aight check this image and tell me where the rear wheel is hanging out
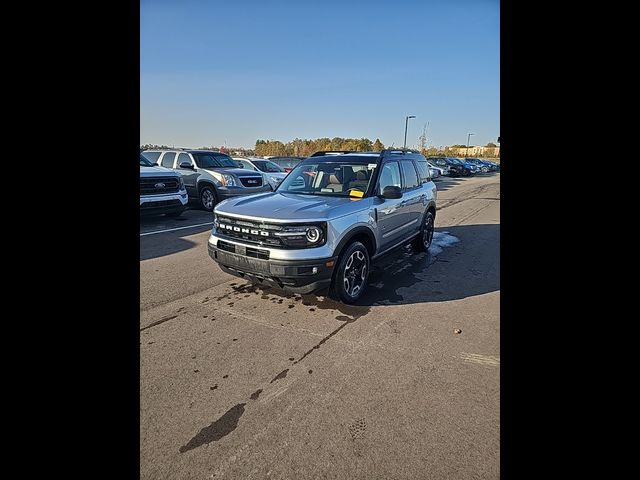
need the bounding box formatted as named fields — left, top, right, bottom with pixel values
left=412, top=211, right=435, bottom=253
left=331, top=241, right=370, bottom=304
left=199, top=186, right=217, bottom=212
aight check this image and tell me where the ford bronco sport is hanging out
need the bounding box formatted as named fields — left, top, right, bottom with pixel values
left=208, top=150, right=437, bottom=303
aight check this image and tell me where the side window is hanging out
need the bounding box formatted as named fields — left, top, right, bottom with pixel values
left=378, top=162, right=401, bottom=193
left=177, top=153, right=191, bottom=168
left=414, top=161, right=431, bottom=184
left=400, top=160, right=419, bottom=190
left=161, top=152, right=176, bottom=168
left=141, top=151, right=161, bottom=164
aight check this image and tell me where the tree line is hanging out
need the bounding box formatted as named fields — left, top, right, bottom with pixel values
left=254, top=137, right=385, bottom=157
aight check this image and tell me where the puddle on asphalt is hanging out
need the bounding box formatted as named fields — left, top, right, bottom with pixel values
left=270, top=368, right=289, bottom=383
left=179, top=403, right=246, bottom=453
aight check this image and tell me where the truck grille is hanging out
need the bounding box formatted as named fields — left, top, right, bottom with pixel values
left=140, top=199, right=182, bottom=209
left=140, top=177, right=180, bottom=195
left=216, top=215, right=285, bottom=247
left=218, top=240, right=270, bottom=260
left=239, top=176, right=263, bottom=187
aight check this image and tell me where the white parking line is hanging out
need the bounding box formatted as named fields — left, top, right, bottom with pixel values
left=140, top=222, right=214, bottom=237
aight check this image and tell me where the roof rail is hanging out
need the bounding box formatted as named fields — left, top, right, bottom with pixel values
left=309, top=150, right=355, bottom=157
left=379, top=148, right=420, bottom=159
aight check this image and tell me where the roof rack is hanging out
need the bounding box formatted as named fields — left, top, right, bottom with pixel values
left=379, top=148, right=420, bottom=159
left=309, top=150, right=355, bottom=157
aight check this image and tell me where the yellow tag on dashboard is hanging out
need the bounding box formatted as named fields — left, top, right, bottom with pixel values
left=349, top=190, right=364, bottom=198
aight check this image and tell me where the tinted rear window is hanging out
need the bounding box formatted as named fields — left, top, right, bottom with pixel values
left=141, top=151, right=161, bottom=164
left=414, top=161, right=431, bottom=184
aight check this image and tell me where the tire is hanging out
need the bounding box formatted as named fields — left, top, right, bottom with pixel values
left=331, top=241, right=370, bottom=304
left=199, top=185, right=217, bottom=212
left=412, top=210, right=435, bottom=253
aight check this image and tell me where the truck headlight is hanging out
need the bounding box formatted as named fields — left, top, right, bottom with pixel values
left=178, top=177, right=185, bottom=190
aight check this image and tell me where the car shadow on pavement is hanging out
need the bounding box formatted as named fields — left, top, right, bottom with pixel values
left=352, top=223, right=499, bottom=305
left=432, top=176, right=464, bottom=192
left=227, top=223, right=499, bottom=308
left=140, top=224, right=214, bottom=261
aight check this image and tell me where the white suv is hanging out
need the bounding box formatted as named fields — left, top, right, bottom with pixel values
left=140, top=154, right=188, bottom=217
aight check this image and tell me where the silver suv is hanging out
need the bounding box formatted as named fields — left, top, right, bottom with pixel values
left=207, top=150, right=437, bottom=303
left=141, top=149, right=272, bottom=212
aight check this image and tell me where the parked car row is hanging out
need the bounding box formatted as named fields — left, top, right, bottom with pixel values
left=141, top=149, right=272, bottom=214
left=426, top=157, right=499, bottom=177
left=140, top=147, right=499, bottom=302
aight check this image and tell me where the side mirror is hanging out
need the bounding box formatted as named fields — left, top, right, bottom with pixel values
left=381, top=185, right=402, bottom=199
left=179, top=161, right=194, bottom=169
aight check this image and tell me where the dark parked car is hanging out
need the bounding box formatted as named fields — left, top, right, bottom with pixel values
left=465, top=158, right=489, bottom=173
left=428, top=157, right=473, bottom=176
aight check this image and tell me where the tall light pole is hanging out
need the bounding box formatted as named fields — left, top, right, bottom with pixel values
left=404, top=115, right=416, bottom=149
left=466, top=133, right=474, bottom=157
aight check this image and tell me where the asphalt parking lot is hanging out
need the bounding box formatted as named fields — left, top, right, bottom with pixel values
left=140, top=173, right=500, bottom=479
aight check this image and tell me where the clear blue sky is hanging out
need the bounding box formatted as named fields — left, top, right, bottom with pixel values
left=141, top=0, right=499, bottom=149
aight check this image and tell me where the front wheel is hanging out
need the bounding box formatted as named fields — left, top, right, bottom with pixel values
left=412, top=211, right=435, bottom=253
left=331, top=241, right=370, bottom=304
left=199, top=186, right=217, bottom=212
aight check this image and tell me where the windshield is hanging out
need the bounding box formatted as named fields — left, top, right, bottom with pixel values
left=252, top=160, right=284, bottom=173
left=448, top=158, right=463, bottom=165
left=193, top=153, right=238, bottom=169
left=277, top=160, right=375, bottom=197
left=140, top=154, right=154, bottom=167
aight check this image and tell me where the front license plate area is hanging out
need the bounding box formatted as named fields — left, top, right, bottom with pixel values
left=218, top=250, right=270, bottom=275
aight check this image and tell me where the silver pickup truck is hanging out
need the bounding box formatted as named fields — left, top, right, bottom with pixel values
left=208, top=150, right=437, bottom=303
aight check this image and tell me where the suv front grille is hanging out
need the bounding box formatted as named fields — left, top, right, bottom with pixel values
left=141, top=177, right=180, bottom=195
left=216, top=216, right=286, bottom=247
left=218, top=240, right=270, bottom=260
left=239, top=176, right=263, bottom=188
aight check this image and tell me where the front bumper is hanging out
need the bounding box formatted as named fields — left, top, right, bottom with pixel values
left=217, top=184, right=272, bottom=200
left=140, top=191, right=188, bottom=215
left=208, top=241, right=337, bottom=294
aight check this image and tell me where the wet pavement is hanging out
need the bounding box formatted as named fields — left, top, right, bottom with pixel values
left=140, top=173, right=500, bottom=479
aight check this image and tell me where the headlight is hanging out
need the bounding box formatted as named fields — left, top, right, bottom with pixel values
left=178, top=177, right=185, bottom=190
left=274, top=224, right=326, bottom=247
left=269, top=176, right=282, bottom=184
left=213, top=172, right=236, bottom=186
left=221, top=174, right=236, bottom=186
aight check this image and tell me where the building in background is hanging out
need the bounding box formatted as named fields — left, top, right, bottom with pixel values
left=449, top=145, right=500, bottom=157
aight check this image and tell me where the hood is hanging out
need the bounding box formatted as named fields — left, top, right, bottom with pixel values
left=140, top=165, right=181, bottom=178
left=214, top=191, right=371, bottom=222
left=201, top=167, right=261, bottom=177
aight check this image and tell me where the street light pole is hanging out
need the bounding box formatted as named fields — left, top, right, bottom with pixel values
left=466, top=133, right=474, bottom=157
left=404, top=115, right=416, bottom=149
